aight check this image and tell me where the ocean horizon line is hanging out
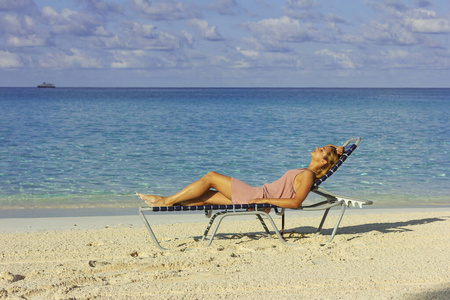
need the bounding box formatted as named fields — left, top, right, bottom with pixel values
left=1, top=86, right=450, bottom=90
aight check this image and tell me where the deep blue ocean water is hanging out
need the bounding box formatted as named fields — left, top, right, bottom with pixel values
left=0, top=88, right=448, bottom=208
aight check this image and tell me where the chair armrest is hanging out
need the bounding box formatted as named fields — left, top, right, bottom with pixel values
left=312, top=187, right=373, bottom=208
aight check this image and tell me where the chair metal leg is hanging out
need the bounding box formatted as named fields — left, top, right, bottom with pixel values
left=324, top=202, right=346, bottom=244
left=256, top=214, right=270, bottom=234
left=201, top=211, right=226, bottom=242
left=205, top=211, right=292, bottom=247
left=203, top=211, right=271, bottom=243
left=315, top=208, right=331, bottom=236
left=139, top=209, right=168, bottom=251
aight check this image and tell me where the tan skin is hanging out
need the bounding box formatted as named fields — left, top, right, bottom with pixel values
left=136, top=145, right=343, bottom=209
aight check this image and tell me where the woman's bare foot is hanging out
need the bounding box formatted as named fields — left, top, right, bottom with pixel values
left=136, top=193, right=167, bottom=207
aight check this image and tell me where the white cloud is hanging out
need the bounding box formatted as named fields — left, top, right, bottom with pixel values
left=286, top=0, right=318, bottom=10
left=143, top=31, right=180, bottom=50
left=91, top=21, right=183, bottom=51
left=315, top=49, right=356, bottom=69
left=111, top=50, right=146, bottom=69
left=385, top=49, right=409, bottom=57
left=129, top=22, right=159, bottom=39
left=94, top=26, right=111, bottom=36
left=363, top=21, right=419, bottom=45
left=188, top=19, right=223, bottom=41
left=78, top=0, right=123, bottom=15
left=208, top=0, right=244, bottom=16
left=205, top=44, right=304, bottom=71
left=95, top=35, right=125, bottom=49
left=395, top=8, right=450, bottom=33
left=133, top=0, right=199, bottom=20
left=7, top=35, right=46, bottom=47
left=0, top=50, right=23, bottom=68
left=42, top=6, right=111, bottom=37
left=363, top=49, right=414, bottom=70
left=236, top=47, right=259, bottom=58
left=263, top=52, right=303, bottom=68
left=111, top=49, right=176, bottom=69
left=405, top=17, right=450, bottom=33
left=0, top=14, right=36, bottom=35
left=244, top=16, right=321, bottom=44
left=207, top=55, right=230, bottom=66
left=0, top=15, right=48, bottom=47
left=39, top=49, right=102, bottom=69
left=363, top=4, right=450, bottom=45
left=182, top=30, right=194, bottom=45
left=0, top=0, right=39, bottom=15
left=282, top=0, right=322, bottom=21
left=241, top=37, right=292, bottom=53
left=231, top=60, right=251, bottom=69
left=125, top=21, right=181, bottom=50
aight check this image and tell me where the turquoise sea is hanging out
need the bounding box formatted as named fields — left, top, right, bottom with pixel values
left=0, top=88, right=448, bottom=209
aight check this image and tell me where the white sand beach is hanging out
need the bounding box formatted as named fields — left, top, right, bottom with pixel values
left=1, top=207, right=449, bottom=299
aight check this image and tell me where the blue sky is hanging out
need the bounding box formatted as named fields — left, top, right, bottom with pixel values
left=0, top=0, right=449, bottom=87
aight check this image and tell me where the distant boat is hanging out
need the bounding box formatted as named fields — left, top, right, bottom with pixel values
left=37, top=82, right=55, bottom=88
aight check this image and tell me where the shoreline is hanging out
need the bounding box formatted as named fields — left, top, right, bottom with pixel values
left=1, top=203, right=449, bottom=218
left=1, top=206, right=449, bottom=234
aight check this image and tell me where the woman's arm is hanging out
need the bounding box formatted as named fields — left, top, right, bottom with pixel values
left=249, top=197, right=303, bottom=209
left=248, top=171, right=315, bottom=209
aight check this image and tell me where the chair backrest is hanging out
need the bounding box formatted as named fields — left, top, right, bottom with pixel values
left=312, top=138, right=360, bottom=189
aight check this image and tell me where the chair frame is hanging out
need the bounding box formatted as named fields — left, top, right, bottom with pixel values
left=139, top=137, right=372, bottom=251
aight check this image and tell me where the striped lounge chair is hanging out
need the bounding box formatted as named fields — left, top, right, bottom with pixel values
left=139, top=137, right=372, bottom=250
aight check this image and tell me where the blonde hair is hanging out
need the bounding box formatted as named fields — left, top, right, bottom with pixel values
left=315, top=146, right=341, bottom=180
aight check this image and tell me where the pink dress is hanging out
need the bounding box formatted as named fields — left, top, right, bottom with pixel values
left=230, top=168, right=307, bottom=204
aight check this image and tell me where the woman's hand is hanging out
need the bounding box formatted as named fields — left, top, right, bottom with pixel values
left=248, top=198, right=264, bottom=204
left=327, top=144, right=344, bottom=156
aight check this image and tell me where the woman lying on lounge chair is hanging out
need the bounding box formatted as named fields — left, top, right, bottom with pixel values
left=137, top=145, right=344, bottom=209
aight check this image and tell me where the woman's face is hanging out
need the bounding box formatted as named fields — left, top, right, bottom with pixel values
left=310, top=146, right=332, bottom=163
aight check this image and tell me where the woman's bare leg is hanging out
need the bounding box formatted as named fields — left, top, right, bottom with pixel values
left=136, top=171, right=232, bottom=206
